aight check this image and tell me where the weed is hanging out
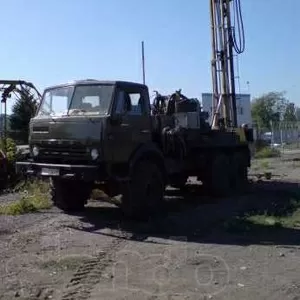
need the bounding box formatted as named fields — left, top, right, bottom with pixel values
left=0, top=179, right=51, bottom=215
left=247, top=210, right=300, bottom=229
left=255, top=147, right=280, bottom=159
left=247, top=214, right=282, bottom=228
left=223, top=196, right=300, bottom=233
left=260, top=160, right=269, bottom=169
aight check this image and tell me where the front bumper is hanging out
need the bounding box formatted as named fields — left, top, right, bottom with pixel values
left=15, top=161, right=99, bottom=181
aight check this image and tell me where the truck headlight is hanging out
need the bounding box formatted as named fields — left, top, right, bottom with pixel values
left=32, top=146, right=39, bottom=157
left=90, top=148, right=99, bottom=160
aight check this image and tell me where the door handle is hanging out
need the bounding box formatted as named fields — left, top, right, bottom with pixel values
left=140, top=129, right=150, bottom=133
left=121, top=123, right=130, bottom=127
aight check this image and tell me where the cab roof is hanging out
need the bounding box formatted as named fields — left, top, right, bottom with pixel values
left=45, top=79, right=147, bottom=90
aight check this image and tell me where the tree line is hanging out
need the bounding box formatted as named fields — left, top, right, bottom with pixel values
left=251, top=91, right=299, bottom=131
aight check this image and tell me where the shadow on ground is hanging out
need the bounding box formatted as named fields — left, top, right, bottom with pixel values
left=66, top=180, right=300, bottom=247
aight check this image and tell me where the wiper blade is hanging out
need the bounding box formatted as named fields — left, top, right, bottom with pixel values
left=68, top=109, right=95, bottom=123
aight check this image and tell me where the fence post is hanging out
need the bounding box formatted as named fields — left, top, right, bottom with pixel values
left=296, top=121, right=300, bottom=149
left=270, top=121, right=273, bottom=146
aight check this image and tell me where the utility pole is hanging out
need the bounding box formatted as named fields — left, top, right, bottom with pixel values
left=141, top=41, right=146, bottom=85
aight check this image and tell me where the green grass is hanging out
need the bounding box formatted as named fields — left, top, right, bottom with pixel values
left=247, top=208, right=300, bottom=229
left=223, top=194, right=300, bottom=233
left=0, top=180, right=51, bottom=215
left=255, top=147, right=281, bottom=159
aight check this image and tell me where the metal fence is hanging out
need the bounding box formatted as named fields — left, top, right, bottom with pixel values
left=253, top=121, right=300, bottom=151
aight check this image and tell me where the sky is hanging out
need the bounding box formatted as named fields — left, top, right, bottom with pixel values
left=0, top=0, right=299, bottom=114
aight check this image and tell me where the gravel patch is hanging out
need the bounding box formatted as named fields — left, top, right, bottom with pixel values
left=0, top=155, right=300, bottom=299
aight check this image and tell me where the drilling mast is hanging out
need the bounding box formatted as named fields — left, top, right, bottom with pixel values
left=210, top=0, right=245, bottom=129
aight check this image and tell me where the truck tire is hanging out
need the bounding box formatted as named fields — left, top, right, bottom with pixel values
left=120, top=160, right=165, bottom=220
left=170, top=174, right=188, bottom=190
left=203, top=154, right=231, bottom=197
left=231, top=152, right=249, bottom=192
left=50, top=178, right=91, bottom=213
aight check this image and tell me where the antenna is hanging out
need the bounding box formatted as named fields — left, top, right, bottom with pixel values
left=141, top=41, right=146, bottom=84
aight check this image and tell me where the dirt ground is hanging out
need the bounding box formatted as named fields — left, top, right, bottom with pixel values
left=1, top=152, right=300, bottom=300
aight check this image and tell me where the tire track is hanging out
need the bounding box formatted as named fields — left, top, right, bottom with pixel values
left=59, top=232, right=139, bottom=300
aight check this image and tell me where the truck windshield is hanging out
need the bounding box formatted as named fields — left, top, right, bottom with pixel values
left=37, top=84, right=114, bottom=117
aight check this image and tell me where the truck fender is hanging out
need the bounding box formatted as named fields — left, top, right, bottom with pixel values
left=129, top=142, right=167, bottom=184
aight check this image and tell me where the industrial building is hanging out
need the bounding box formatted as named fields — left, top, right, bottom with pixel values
left=201, top=93, right=252, bottom=127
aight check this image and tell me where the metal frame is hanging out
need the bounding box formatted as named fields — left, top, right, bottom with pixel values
left=0, top=80, right=41, bottom=152
left=210, top=0, right=240, bottom=129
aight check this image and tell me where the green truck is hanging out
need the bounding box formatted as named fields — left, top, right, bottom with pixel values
left=16, top=79, right=251, bottom=219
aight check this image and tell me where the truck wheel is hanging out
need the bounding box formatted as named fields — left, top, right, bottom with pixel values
left=170, top=174, right=188, bottom=190
left=231, top=152, right=249, bottom=192
left=50, top=178, right=91, bottom=213
left=204, top=154, right=231, bottom=197
left=120, top=160, right=165, bottom=220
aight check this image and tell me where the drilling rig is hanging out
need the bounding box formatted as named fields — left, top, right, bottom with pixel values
left=15, top=0, right=251, bottom=219
left=210, top=0, right=245, bottom=129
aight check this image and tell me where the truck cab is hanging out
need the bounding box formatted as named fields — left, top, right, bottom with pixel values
left=17, top=79, right=153, bottom=173
left=16, top=80, right=165, bottom=217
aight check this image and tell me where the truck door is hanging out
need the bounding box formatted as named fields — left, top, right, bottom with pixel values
left=110, top=86, right=152, bottom=162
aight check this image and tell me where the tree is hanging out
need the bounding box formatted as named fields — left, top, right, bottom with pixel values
left=283, top=102, right=297, bottom=122
left=9, top=88, right=38, bottom=143
left=251, top=91, right=289, bottom=130
left=294, top=107, right=300, bottom=121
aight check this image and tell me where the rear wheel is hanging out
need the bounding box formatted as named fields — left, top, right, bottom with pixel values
left=120, top=160, right=165, bottom=220
left=202, top=154, right=231, bottom=197
left=50, top=178, right=92, bottom=213
left=169, top=174, right=188, bottom=190
left=230, top=152, right=249, bottom=193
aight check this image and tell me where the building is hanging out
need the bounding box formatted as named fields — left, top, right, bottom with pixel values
left=201, top=93, right=252, bottom=127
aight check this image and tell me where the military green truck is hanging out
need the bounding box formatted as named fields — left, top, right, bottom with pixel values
left=15, top=79, right=251, bottom=219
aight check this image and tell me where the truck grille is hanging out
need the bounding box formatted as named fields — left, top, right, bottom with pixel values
left=38, top=144, right=89, bottom=164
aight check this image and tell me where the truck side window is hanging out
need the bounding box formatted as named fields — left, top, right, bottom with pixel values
left=115, top=89, right=145, bottom=116
left=115, top=90, right=132, bottom=114
left=127, top=93, right=143, bottom=115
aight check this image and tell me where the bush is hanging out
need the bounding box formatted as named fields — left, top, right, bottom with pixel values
left=0, top=138, right=17, bottom=161
left=0, top=138, right=28, bottom=188
left=255, top=146, right=281, bottom=159
left=0, top=179, right=51, bottom=215
left=254, top=139, right=270, bottom=152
